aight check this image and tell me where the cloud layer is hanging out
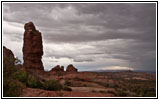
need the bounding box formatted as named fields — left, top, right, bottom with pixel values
left=3, top=3, right=156, bottom=71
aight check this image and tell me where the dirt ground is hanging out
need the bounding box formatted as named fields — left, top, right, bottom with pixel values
left=20, top=71, right=156, bottom=97
left=21, top=88, right=114, bottom=97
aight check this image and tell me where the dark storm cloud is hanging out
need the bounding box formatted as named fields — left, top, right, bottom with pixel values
left=3, top=3, right=156, bottom=71
left=3, top=3, right=156, bottom=43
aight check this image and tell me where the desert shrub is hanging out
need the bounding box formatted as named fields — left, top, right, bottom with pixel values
left=13, top=71, right=43, bottom=89
left=36, top=80, right=43, bottom=89
left=13, top=71, right=29, bottom=84
left=122, top=79, right=156, bottom=97
left=3, top=79, right=25, bottom=97
left=3, top=56, right=25, bottom=97
left=43, top=80, right=62, bottom=91
left=63, top=86, right=72, bottom=91
left=3, top=56, right=17, bottom=78
left=142, top=88, right=156, bottom=97
left=64, top=80, right=71, bottom=86
left=27, top=76, right=43, bottom=88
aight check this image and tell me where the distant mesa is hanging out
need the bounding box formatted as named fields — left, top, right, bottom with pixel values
left=22, top=22, right=44, bottom=73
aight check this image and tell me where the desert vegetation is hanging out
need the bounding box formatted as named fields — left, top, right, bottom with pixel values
left=3, top=54, right=156, bottom=97
left=3, top=55, right=64, bottom=96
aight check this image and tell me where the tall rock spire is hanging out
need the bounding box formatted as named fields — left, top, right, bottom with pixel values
left=23, top=22, right=44, bottom=72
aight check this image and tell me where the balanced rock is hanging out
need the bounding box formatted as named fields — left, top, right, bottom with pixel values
left=50, top=65, right=64, bottom=73
left=66, top=64, right=78, bottom=73
left=22, top=22, right=44, bottom=72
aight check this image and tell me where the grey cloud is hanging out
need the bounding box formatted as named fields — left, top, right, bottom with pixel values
left=4, top=3, right=156, bottom=43
left=3, top=3, right=156, bottom=71
left=74, top=58, right=94, bottom=62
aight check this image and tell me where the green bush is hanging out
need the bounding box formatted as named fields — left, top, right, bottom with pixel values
left=3, top=56, right=17, bottom=78
left=63, top=86, right=72, bottom=91
left=14, top=71, right=43, bottom=89
left=14, top=71, right=28, bottom=84
left=3, top=53, right=43, bottom=97
left=27, top=76, right=43, bottom=88
left=3, top=55, right=25, bottom=97
left=44, top=80, right=62, bottom=91
left=3, top=79, right=25, bottom=97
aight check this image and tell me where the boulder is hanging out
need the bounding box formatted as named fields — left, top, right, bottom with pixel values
left=22, top=22, right=44, bottom=72
left=66, top=64, right=78, bottom=73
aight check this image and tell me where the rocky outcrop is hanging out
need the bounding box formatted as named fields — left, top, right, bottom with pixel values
left=3, top=46, right=15, bottom=65
left=22, top=22, right=44, bottom=72
left=49, top=64, right=78, bottom=75
left=66, top=64, right=78, bottom=73
left=50, top=65, right=64, bottom=73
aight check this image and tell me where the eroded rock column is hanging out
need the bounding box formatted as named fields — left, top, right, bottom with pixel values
left=23, top=22, right=44, bottom=72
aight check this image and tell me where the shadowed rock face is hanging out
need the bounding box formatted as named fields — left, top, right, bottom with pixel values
left=3, top=46, right=15, bottom=65
left=23, top=22, right=44, bottom=72
left=66, top=64, right=78, bottom=73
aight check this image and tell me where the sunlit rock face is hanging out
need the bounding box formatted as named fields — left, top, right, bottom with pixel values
left=23, top=22, right=44, bottom=73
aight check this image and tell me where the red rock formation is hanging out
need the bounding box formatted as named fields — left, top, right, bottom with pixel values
left=66, top=64, right=78, bottom=73
left=22, top=22, right=44, bottom=72
left=50, top=65, right=64, bottom=73
left=3, top=46, right=15, bottom=64
left=61, top=66, right=64, bottom=71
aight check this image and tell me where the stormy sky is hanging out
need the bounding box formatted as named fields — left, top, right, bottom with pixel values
left=3, top=3, right=156, bottom=71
